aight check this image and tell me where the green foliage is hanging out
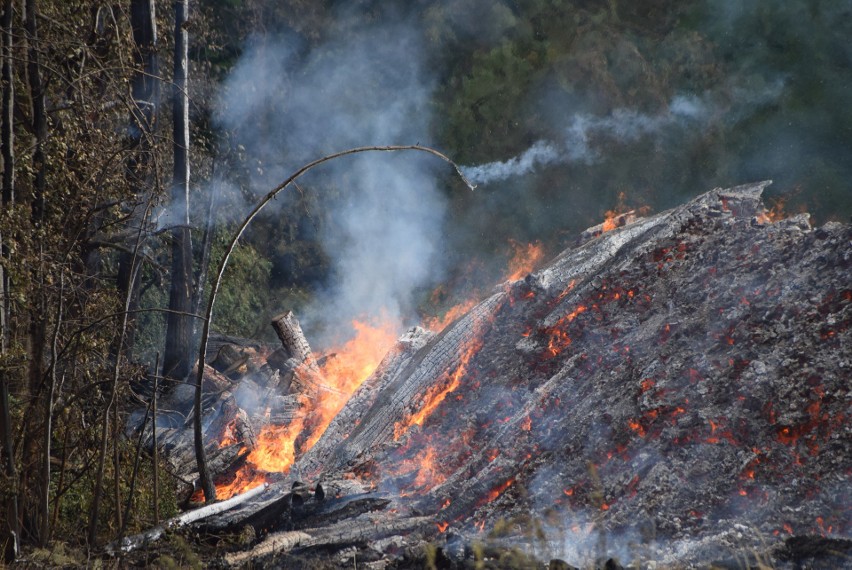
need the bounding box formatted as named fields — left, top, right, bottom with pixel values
left=209, top=229, right=273, bottom=338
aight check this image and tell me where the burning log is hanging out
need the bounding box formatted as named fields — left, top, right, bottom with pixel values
left=108, top=483, right=269, bottom=555
left=270, top=310, right=344, bottom=401
left=271, top=311, right=318, bottom=372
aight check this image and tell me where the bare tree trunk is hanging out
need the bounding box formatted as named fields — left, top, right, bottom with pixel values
left=24, top=0, right=48, bottom=546
left=152, top=353, right=160, bottom=524
left=0, top=0, right=18, bottom=559
left=192, top=181, right=215, bottom=339
left=163, top=0, right=216, bottom=503
left=25, top=0, right=44, bottom=223
left=162, top=0, right=193, bottom=383
left=40, top=272, right=62, bottom=544
left=117, top=0, right=159, bottom=359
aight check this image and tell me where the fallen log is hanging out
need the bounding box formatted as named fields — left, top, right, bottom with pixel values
left=107, top=483, right=269, bottom=555
left=223, top=514, right=433, bottom=567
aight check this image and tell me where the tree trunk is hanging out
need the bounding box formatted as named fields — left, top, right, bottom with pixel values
left=0, top=0, right=17, bottom=557
left=162, top=0, right=193, bottom=383
left=23, top=0, right=48, bottom=546
left=164, top=0, right=215, bottom=503
left=117, top=0, right=159, bottom=359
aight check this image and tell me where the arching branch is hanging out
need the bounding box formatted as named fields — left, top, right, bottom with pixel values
left=193, top=144, right=473, bottom=502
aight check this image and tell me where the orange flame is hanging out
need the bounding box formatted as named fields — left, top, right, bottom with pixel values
left=628, top=419, right=646, bottom=437
left=214, top=317, right=398, bottom=499
left=506, top=240, right=545, bottom=281
left=601, top=210, right=619, bottom=233
left=755, top=197, right=788, bottom=224
left=544, top=305, right=588, bottom=357
left=485, top=478, right=515, bottom=503
left=393, top=337, right=483, bottom=440
left=412, top=446, right=447, bottom=489
left=303, top=319, right=399, bottom=450
left=424, top=299, right=478, bottom=332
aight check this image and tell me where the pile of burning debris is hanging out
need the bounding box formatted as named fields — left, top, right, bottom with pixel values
left=122, top=182, right=850, bottom=568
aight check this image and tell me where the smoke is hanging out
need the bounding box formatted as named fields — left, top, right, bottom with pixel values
left=461, top=140, right=561, bottom=186
left=214, top=17, right=446, bottom=345
left=461, top=94, right=710, bottom=186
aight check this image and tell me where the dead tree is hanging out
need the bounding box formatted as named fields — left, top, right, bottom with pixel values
left=162, top=0, right=193, bottom=384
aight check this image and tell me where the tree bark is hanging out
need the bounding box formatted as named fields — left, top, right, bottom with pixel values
left=23, top=0, right=48, bottom=545
left=162, top=0, right=193, bottom=383
left=117, top=0, right=159, bottom=359
left=0, top=0, right=17, bottom=556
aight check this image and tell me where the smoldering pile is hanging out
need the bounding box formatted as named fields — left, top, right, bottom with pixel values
left=125, top=182, right=850, bottom=569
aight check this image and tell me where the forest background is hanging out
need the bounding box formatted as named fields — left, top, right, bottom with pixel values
left=0, top=0, right=849, bottom=556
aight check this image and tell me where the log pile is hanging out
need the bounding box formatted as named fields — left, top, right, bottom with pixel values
left=130, top=183, right=850, bottom=569
left=140, top=313, right=318, bottom=500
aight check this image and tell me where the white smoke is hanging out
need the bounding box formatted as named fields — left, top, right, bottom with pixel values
left=462, top=94, right=709, bottom=185
left=215, top=21, right=446, bottom=345
left=461, top=140, right=561, bottom=186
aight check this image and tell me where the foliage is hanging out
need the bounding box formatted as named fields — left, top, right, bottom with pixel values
left=208, top=229, right=273, bottom=338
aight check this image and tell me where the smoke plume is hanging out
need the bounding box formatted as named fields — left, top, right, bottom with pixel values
left=215, top=19, right=445, bottom=345
left=461, top=95, right=709, bottom=186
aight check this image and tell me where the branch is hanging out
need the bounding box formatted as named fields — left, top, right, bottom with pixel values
left=192, top=144, right=473, bottom=502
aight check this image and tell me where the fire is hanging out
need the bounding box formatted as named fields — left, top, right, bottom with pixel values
left=544, top=305, right=588, bottom=358
left=423, top=240, right=543, bottom=333
left=214, top=317, right=398, bottom=499
left=628, top=419, right=646, bottom=437
left=601, top=210, right=619, bottom=233
left=755, top=197, right=788, bottom=224
left=506, top=240, right=545, bottom=281
left=484, top=478, right=515, bottom=504
left=393, top=337, right=483, bottom=440
left=248, top=418, right=305, bottom=474
left=424, top=299, right=478, bottom=332
left=303, top=319, right=399, bottom=450
left=412, top=446, right=445, bottom=489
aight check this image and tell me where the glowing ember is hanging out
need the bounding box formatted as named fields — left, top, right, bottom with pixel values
left=412, top=446, right=446, bottom=489
left=544, top=304, right=588, bottom=358
left=628, top=419, right=646, bottom=437
left=484, top=478, right=515, bottom=504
